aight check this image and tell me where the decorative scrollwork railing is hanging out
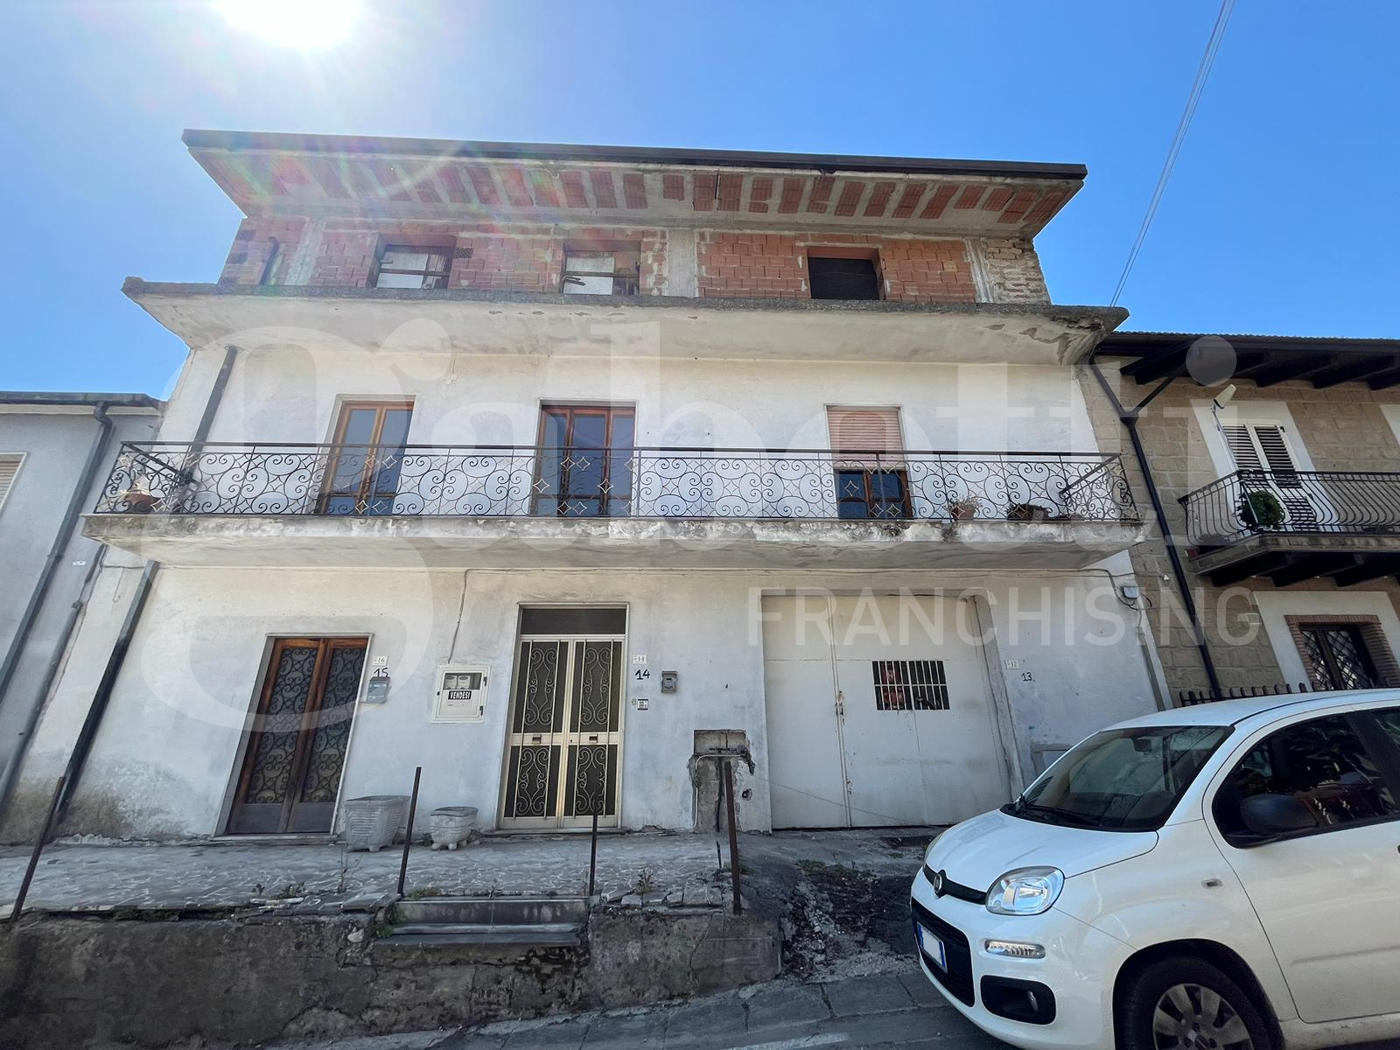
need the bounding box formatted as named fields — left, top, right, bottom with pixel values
left=95, top=442, right=1139, bottom=523
left=1181, top=469, right=1400, bottom=547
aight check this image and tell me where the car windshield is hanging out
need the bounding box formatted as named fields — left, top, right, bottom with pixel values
left=1005, top=724, right=1231, bottom=831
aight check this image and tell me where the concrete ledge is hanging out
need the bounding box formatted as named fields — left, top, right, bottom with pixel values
left=83, top=512, right=1147, bottom=570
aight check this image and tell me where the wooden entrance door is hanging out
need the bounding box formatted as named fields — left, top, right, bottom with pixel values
left=500, top=636, right=624, bottom=829
left=227, top=637, right=368, bottom=835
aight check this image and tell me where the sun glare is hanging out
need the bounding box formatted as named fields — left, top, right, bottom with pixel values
left=216, top=0, right=361, bottom=49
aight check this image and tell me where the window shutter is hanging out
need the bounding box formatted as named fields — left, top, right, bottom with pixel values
left=1221, top=424, right=1263, bottom=471
left=827, top=407, right=903, bottom=454
left=0, top=455, right=20, bottom=511
left=1251, top=424, right=1298, bottom=475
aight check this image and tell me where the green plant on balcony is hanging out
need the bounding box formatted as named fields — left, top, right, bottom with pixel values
left=1239, top=489, right=1286, bottom=531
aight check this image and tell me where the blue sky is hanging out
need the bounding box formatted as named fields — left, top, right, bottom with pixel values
left=2, top=1, right=1396, bottom=396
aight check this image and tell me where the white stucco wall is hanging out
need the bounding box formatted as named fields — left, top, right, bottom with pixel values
left=165, top=344, right=1102, bottom=458
left=26, top=561, right=1159, bottom=840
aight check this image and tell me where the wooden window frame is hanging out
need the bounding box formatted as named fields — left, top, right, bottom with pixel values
left=317, top=400, right=415, bottom=514
left=836, top=467, right=913, bottom=520
left=532, top=404, right=636, bottom=518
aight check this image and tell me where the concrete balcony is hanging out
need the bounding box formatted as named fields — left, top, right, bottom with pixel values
left=86, top=442, right=1144, bottom=570
left=1181, top=469, right=1400, bottom=586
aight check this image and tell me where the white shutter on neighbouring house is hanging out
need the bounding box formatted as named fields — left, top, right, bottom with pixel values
left=1222, top=420, right=1316, bottom=527
left=0, top=455, right=22, bottom=512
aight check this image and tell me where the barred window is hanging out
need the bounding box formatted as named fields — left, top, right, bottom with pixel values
left=872, top=660, right=948, bottom=711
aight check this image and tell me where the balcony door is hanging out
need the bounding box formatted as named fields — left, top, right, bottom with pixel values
left=320, top=401, right=414, bottom=515
left=827, top=406, right=911, bottom=519
left=533, top=404, right=634, bottom=517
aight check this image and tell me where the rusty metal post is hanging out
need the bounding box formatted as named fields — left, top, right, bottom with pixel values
left=396, top=766, right=422, bottom=898
left=9, top=775, right=65, bottom=924
left=588, top=810, right=599, bottom=897
left=723, top=759, right=741, bottom=914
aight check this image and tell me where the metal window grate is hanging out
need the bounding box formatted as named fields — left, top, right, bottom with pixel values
left=872, top=660, right=949, bottom=711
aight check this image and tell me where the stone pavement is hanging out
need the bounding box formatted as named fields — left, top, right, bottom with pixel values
left=266, top=963, right=1004, bottom=1050
left=0, top=827, right=937, bottom=914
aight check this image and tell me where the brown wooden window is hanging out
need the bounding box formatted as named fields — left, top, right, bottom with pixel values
left=375, top=244, right=453, bottom=289
left=827, top=406, right=909, bottom=519
left=319, top=401, right=414, bottom=515
left=561, top=245, right=640, bottom=296
left=534, top=404, right=635, bottom=517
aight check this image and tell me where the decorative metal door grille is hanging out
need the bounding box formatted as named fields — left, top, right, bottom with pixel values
left=501, top=636, right=623, bottom=828
left=872, top=659, right=949, bottom=711
left=227, top=637, right=367, bottom=835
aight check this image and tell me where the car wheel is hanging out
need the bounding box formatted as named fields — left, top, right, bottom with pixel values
left=1119, top=956, right=1273, bottom=1050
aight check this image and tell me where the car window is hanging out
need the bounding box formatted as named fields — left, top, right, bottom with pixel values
left=1213, top=714, right=1399, bottom=843
left=1370, top=708, right=1400, bottom=752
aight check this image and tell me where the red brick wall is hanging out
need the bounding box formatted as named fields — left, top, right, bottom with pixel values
left=218, top=218, right=306, bottom=285
left=696, top=232, right=976, bottom=303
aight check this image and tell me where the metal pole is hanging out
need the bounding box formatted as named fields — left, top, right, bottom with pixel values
left=723, top=760, right=742, bottom=915
left=9, top=775, right=65, bottom=924
left=396, top=766, right=422, bottom=898
left=588, top=810, right=599, bottom=897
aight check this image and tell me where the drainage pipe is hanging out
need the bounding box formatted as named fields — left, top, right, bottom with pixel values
left=1088, top=359, right=1222, bottom=695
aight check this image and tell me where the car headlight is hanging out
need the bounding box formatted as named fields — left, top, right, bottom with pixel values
left=985, top=867, right=1064, bottom=915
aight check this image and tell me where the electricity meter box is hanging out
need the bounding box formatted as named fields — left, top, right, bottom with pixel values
left=433, top=664, right=489, bottom=723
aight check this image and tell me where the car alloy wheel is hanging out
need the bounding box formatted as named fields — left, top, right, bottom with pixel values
left=1153, top=982, right=1254, bottom=1050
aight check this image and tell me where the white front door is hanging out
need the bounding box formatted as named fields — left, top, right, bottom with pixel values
left=1210, top=709, right=1400, bottom=1022
left=762, top=594, right=1011, bottom=828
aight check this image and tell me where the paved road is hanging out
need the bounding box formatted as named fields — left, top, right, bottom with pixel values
left=270, top=965, right=1003, bottom=1050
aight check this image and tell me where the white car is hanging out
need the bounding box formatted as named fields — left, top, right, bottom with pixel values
left=911, top=690, right=1400, bottom=1050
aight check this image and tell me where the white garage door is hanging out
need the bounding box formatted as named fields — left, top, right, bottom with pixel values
left=763, top=594, right=1012, bottom=828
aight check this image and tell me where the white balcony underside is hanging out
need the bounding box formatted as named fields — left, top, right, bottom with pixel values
left=84, top=513, right=1145, bottom=570
left=123, top=283, right=1123, bottom=367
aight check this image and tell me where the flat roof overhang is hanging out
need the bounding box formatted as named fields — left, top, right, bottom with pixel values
left=123, top=281, right=1128, bottom=366
left=1099, top=331, right=1400, bottom=391
left=1189, top=534, right=1400, bottom=587
left=182, top=129, right=1084, bottom=236
left=83, top=513, right=1147, bottom=571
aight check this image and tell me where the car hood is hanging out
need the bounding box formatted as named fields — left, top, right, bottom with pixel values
left=925, top=808, right=1158, bottom=888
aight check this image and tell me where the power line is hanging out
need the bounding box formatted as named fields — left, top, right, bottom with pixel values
left=1110, top=0, right=1237, bottom=307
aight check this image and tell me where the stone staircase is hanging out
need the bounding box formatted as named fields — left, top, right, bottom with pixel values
left=381, top=896, right=589, bottom=950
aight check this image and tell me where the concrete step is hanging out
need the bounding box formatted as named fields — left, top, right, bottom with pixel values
left=392, top=896, right=589, bottom=926
left=383, top=921, right=584, bottom=948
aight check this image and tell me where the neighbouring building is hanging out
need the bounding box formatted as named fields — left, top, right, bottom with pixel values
left=1094, top=332, right=1400, bottom=702
left=5, top=131, right=1165, bottom=842
left=0, top=391, right=162, bottom=837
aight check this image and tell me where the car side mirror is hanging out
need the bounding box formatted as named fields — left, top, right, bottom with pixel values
left=1240, top=793, right=1318, bottom=838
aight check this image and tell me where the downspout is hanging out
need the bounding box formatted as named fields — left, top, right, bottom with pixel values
left=55, top=345, right=238, bottom=825
left=1088, top=357, right=1222, bottom=695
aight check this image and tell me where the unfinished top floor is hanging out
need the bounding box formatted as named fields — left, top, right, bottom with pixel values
left=185, top=130, right=1087, bottom=307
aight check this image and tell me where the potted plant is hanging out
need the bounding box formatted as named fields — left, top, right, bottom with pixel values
left=1006, top=501, right=1050, bottom=523
left=946, top=496, right=984, bottom=521
left=118, top=487, right=159, bottom=513
left=1239, top=489, right=1286, bottom=531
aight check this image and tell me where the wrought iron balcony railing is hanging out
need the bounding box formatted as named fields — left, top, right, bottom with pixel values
left=95, top=442, right=1139, bottom=524
left=1181, top=469, right=1400, bottom=547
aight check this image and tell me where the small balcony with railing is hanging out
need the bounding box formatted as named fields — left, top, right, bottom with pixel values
left=1180, top=469, right=1400, bottom=586
left=85, top=442, right=1144, bottom=570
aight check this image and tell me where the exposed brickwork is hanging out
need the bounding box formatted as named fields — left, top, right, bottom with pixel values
left=226, top=219, right=668, bottom=295
left=695, top=232, right=976, bottom=302
left=1082, top=362, right=1400, bottom=699
left=218, top=218, right=307, bottom=285
left=978, top=238, right=1050, bottom=304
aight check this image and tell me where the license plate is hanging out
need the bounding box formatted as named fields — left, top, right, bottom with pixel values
left=917, top=923, right=947, bottom=970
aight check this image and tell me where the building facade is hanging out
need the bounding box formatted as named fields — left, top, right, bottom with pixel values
left=0, top=392, right=162, bottom=838
left=9, top=132, right=1165, bottom=841
left=1094, top=332, right=1400, bottom=702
